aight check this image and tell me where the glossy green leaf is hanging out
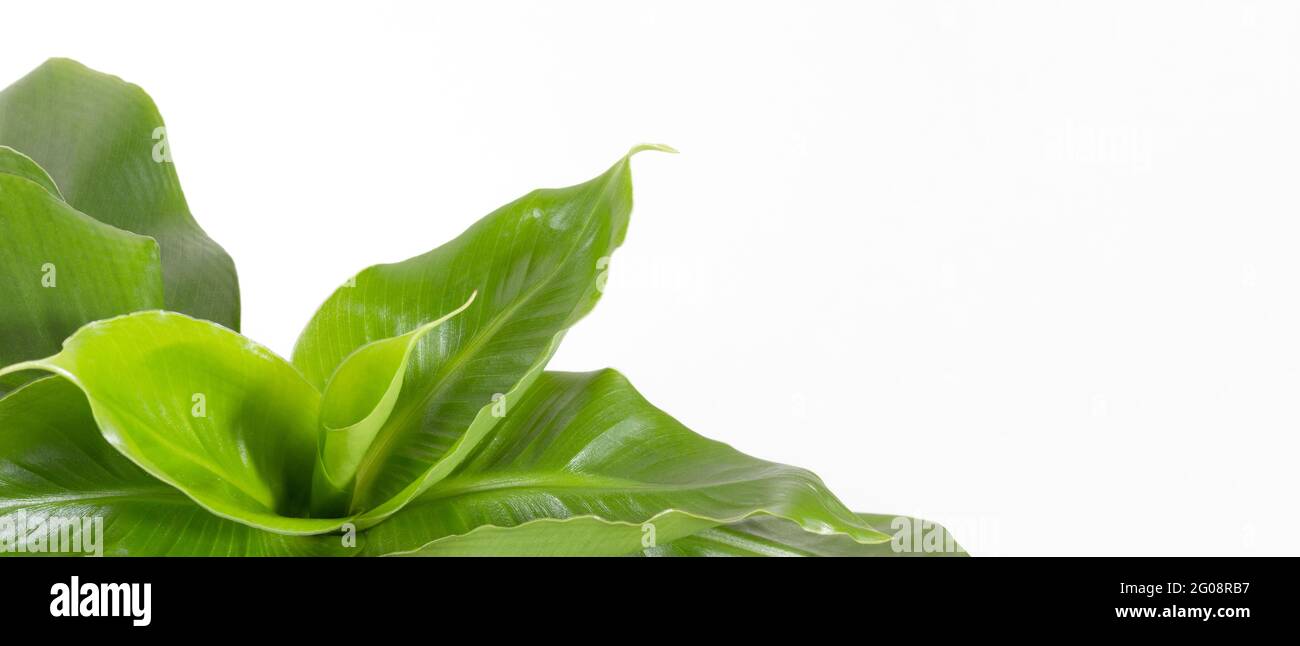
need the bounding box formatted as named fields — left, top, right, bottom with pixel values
left=295, top=145, right=673, bottom=519
left=0, top=377, right=354, bottom=556
left=0, top=168, right=164, bottom=396
left=0, top=58, right=240, bottom=329
left=0, top=311, right=346, bottom=534
left=361, top=370, right=889, bottom=555
left=642, top=513, right=968, bottom=556
left=312, top=291, right=477, bottom=513
left=0, top=64, right=926, bottom=559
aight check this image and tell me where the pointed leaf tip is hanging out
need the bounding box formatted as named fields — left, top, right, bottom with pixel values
left=628, top=143, right=678, bottom=156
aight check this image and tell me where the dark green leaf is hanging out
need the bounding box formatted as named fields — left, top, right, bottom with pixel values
left=642, top=513, right=969, bottom=556
left=362, top=370, right=889, bottom=555
left=0, top=311, right=346, bottom=534
left=0, top=377, right=354, bottom=556
left=0, top=58, right=239, bottom=329
left=0, top=165, right=163, bottom=395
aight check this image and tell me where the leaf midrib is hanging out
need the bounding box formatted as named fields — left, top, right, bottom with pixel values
left=682, top=525, right=817, bottom=557
left=413, top=469, right=806, bottom=506
left=0, top=486, right=190, bottom=510
left=109, top=398, right=280, bottom=512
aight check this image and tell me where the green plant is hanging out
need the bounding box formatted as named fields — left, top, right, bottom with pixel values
left=0, top=58, right=963, bottom=556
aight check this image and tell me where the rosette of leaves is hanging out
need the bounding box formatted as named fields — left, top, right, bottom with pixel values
left=0, top=59, right=964, bottom=556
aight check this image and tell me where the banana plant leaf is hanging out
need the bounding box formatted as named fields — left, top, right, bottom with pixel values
left=312, top=291, right=478, bottom=514
left=643, top=513, right=967, bottom=556
left=294, top=145, right=674, bottom=521
left=0, top=311, right=345, bottom=534
left=361, top=370, right=891, bottom=555
left=0, top=153, right=164, bottom=396
left=0, top=377, right=350, bottom=556
left=0, top=59, right=955, bottom=558
left=0, top=368, right=921, bottom=557
left=0, top=58, right=239, bottom=330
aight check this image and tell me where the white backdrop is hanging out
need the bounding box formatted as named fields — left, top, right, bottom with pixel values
left=5, top=0, right=1297, bottom=555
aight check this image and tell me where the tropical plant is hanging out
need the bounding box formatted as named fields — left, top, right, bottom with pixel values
left=0, top=58, right=963, bottom=556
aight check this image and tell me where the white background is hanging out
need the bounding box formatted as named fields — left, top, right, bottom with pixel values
left=5, top=1, right=1298, bottom=555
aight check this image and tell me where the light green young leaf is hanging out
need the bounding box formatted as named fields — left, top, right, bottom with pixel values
left=0, top=377, right=355, bottom=556
left=0, top=170, right=164, bottom=396
left=0, top=58, right=240, bottom=330
left=0, top=145, right=62, bottom=197
left=641, top=513, right=968, bottom=557
left=0, top=311, right=347, bottom=535
left=361, top=370, right=889, bottom=555
left=295, top=145, right=673, bottom=518
left=311, top=291, right=477, bottom=514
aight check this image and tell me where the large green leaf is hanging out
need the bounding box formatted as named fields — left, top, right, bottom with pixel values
left=0, top=311, right=346, bottom=534
left=643, top=513, right=968, bottom=556
left=0, top=165, right=164, bottom=395
left=361, top=370, right=889, bottom=555
left=0, top=377, right=353, bottom=556
left=295, top=146, right=673, bottom=519
left=0, top=58, right=239, bottom=330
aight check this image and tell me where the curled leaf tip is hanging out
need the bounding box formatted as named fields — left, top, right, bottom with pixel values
left=628, top=143, right=678, bottom=156
left=406, top=289, right=479, bottom=337
left=455, top=289, right=478, bottom=314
